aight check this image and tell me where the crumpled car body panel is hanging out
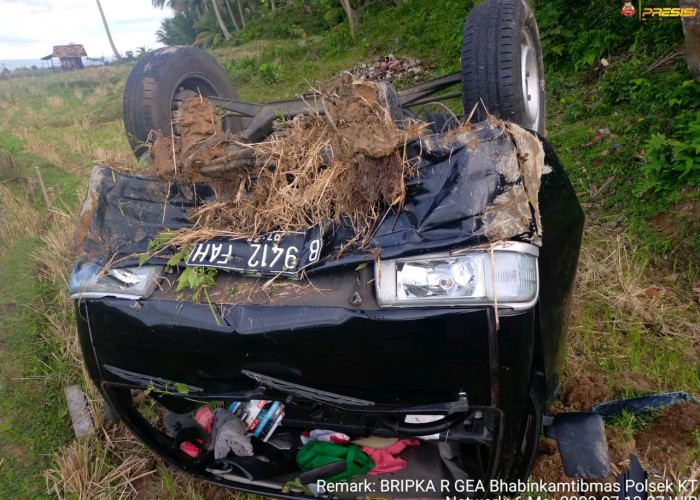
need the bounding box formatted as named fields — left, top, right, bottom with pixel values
left=72, top=121, right=584, bottom=494
left=73, top=120, right=547, bottom=271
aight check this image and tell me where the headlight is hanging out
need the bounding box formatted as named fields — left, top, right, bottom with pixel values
left=69, top=260, right=163, bottom=300
left=375, top=242, right=539, bottom=308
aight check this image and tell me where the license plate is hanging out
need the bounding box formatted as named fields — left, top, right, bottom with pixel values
left=186, top=225, right=322, bottom=277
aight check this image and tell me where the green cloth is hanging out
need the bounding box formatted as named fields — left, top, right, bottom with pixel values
left=296, top=441, right=374, bottom=483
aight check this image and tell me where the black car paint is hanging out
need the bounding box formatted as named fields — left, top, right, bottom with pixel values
left=73, top=128, right=584, bottom=494
left=75, top=120, right=531, bottom=271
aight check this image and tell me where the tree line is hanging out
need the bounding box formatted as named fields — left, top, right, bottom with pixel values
left=153, top=0, right=409, bottom=47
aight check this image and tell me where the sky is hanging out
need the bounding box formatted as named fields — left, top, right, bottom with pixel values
left=0, top=0, right=170, bottom=62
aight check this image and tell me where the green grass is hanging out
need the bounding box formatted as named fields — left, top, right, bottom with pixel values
left=545, top=59, right=700, bottom=260
left=0, top=69, right=126, bottom=498
left=212, top=0, right=470, bottom=102
left=1, top=0, right=699, bottom=493
left=0, top=238, right=77, bottom=499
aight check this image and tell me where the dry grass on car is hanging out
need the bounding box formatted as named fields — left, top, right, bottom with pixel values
left=142, top=79, right=426, bottom=252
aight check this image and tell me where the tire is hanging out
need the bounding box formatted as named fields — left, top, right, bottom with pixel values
left=122, top=45, right=243, bottom=158
left=461, top=0, right=546, bottom=134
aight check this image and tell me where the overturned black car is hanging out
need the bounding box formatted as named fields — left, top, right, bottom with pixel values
left=70, top=0, right=610, bottom=497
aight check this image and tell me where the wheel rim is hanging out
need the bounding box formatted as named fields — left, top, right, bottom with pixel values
left=520, top=28, right=540, bottom=130
left=171, top=74, right=219, bottom=134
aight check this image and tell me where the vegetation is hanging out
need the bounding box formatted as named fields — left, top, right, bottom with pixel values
left=0, top=0, right=699, bottom=497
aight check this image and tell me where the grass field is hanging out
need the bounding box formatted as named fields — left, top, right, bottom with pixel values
left=0, top=1, right=699, bottom=497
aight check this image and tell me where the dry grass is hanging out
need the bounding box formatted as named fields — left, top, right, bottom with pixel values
left=16, top=127, right=121, bottom=178
left=31, top=205, right=81, bottom=364
left=668, top=461, right=700, bottom=497
left=17, top=127, right=64, bottom=166
left=1, top=62, right=230, bottom=500
left=162, top=81, right=424, bottom=252
left=0, top=103, right=18, bottom=127
left=0, top=183, right=43, bottom=250
left=45, top=438, right=154, bottom=500
left=566, top=224, right=700, bottom=393
left=211, top=41, right=271, bottom=61
left=87, top=82, right=118, bottom=106
left=19, top=105, right=46, bottom=129
left=0, top=150, right=22, bottom=178
left=71, top=114, right=91, bottom=130
left=47, top=95, right=65, bottom=110
left=574, top=227, right=699, bottom=339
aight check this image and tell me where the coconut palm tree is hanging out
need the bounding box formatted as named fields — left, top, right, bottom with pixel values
left=236, top=0, right=246, bottom=27
left=153, top=0, right=204, bottom=18
left=153, top=0, right=231, bottom=41
left=156, top=12, right=197, bottom=45
left=96, top=0, right=121, bottom=60
left=209, top=0, right=231, bottom=41
left=224, top=0, right=240, bottom=31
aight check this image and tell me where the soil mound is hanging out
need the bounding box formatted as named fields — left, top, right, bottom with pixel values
left=553, top=373, right=613, bottom=413
left=636, top=401, right=700, bottom=470
left=531, top=401, right=700, bottom=490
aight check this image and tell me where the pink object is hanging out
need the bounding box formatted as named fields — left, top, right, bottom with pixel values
left=180, top=407, right=214, bottom=457
left=361, top=439, right=420, bottom=475
left=195, top=407, right=214, bottom=433
left=180, top=440, right=202, bottom=458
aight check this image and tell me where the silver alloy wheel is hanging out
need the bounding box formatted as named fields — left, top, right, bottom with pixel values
left=520, top=27, right=540, bottom=131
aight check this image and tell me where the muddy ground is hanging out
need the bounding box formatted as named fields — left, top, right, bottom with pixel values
left=533, top=372, right=700, bottom=493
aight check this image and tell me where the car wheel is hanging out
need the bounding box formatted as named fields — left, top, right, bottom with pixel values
left=461, top=0, right=545, bottom=134
left=122, top=45, right=243, bottom=158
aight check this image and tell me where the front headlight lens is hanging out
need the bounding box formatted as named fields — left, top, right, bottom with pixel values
left=69, top=260, right=163, bottom=300
left=376, top=242, right=538, bottom=308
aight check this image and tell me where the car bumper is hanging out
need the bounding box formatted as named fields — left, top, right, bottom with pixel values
left=77, top=297, right=539, bottom=495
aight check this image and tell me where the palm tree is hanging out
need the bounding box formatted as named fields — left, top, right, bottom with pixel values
left=209, top=0, right=231, bottom=41
left=153, top=0, right=204, bottom=18
left=156, top=12, right=197, bottom=45
left=153, top=0, right=232, bottom=44
left=236, top=0, right=246, bottom=27
left=224, top=0, right=240, bottom=31
left=96, top=0, right=121, bottom=60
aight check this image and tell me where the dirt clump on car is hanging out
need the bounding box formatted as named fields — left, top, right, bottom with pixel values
left=217, top=80, right=425, bottom=238
left=141, top=80, right=426, bottom=245
left=146, top=97, right=241, bottom=188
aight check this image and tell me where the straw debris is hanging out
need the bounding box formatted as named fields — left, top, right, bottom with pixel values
left=145, top=80, right=426, bottom=245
